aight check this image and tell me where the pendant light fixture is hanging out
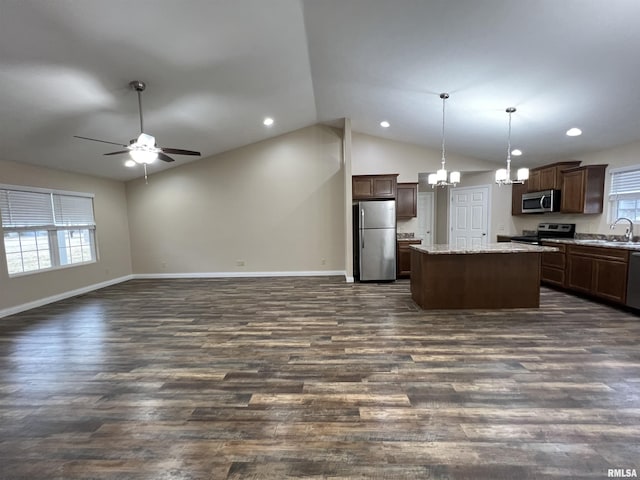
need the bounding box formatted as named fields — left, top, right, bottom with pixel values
left=495, top=107, right=529, bottom=185
left=428, top=93, right=460, bottom=188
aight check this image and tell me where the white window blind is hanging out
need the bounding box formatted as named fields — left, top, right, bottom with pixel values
left=610, top=168, right=640, bottom=197
left=0, top=187, right=95, bottom=229
left=0, top=189, right=55, bottom=228
left=52, top=194, right=95, bottom=227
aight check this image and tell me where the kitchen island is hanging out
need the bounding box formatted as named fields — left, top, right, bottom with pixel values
left=410, top=242, right=557, bottom=309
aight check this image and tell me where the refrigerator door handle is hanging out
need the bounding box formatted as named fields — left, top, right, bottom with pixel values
left=361, top=209, right=365, bottom=249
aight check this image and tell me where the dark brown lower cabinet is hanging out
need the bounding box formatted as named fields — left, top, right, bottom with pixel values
left=397, top=240, right=422, bottom=278
left=540, top=243, right=566, bottom=288
left=565, top=245, right=629, bottom=304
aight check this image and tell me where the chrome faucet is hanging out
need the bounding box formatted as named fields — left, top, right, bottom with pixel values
left=610, top=217, right=635, bottom=242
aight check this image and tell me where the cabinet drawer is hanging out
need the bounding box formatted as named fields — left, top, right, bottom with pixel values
left=541, top=266, right=565, bottom=286
left=542, top=251, right=565, bottom=269
left=567, top=245, right=629, bottom=262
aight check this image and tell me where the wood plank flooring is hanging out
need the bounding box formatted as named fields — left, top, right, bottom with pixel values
left=0, top=277, right=639, bottom=479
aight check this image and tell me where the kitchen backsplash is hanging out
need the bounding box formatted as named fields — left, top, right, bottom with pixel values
left=397, top=232, right=416, bottom=239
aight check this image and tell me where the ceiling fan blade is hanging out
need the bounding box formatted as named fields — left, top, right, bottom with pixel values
left=103, top=150, right=131, bottom=156
left=159, top=147, right=201, bottom=156
left=157, top=152, right=175, bottom=163
left=74, top=135, right=128, bottom=147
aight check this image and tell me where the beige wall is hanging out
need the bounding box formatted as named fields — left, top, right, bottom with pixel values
left=512, top=140, right=640, bottom=237
left=352, top=132, right=497, bottom=182
left=126, top=125, right=345, bottom=275
left=0, top=159, right=132, bottom=314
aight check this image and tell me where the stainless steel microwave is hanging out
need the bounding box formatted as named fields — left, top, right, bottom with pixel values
left=521, top=189, right=561, bottom=213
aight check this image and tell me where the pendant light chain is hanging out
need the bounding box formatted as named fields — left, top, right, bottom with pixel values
left=495, top=107, right=529, bottom=185
left=506, top=107, right=514, bottom=176
left=428, top=92, right=460, bottom=187
left=441, top=93, right=447, bottom=169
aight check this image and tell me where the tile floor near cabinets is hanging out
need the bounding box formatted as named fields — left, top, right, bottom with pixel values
left=0, top=277, right=639, bottom=479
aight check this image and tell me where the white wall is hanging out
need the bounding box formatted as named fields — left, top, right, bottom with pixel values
left=512, top=140, right=640, bottom=237
left=126, top=125, right=345, bottom=275
left=0, top=159, right=132, bottom=314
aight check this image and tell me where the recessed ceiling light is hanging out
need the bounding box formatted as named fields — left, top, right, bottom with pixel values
left=124, top=159, right=136, bottom=168
left=263, top=117, right=274, bottom=126
left=566, top=127, right=582, bottom=137
left=380, top=121, right=390, bottom=128
left=511, top=149, right=522, bottom=156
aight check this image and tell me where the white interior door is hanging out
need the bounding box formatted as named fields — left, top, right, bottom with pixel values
left=417, top=191, right=434, bottom=245
left=450, top=186, right=489, bottom=248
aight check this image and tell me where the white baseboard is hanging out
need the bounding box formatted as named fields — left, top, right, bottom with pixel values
left=0, top=271, right=348, bottom=318
left=344, top=275, right=355, bottom=283
left=133, top=270, right=346, bottom=279
left=0, top=275, right=134, bottom=319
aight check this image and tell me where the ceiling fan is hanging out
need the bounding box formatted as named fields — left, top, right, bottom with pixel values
left=74, top=80, right=201, bottom=171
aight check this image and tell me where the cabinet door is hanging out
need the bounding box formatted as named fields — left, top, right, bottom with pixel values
left=541, top=266, right=565, bottom=287
left=372, top=177, right=396, bottom=198
left=527, top=170, right=541, bottom=192
left=397, top=244, right=412, bottom=277
left=542, top=251, right=565, bottom=269
left=353, top=177, right=374, bottom=199
left=396, top=183, right=417, bottom=218
left=560, top=169, right=586, bottom=213
left=593, top=259, right=627, bottom=303
left=397, top=240, right=421, bottom=278
left=511, top=181, right=528, bottom=215
left=539, top=167, right=556, bottom=190
left=560, top=165, right=607, bottom=214
left=566, top=254, right=593, bottom=293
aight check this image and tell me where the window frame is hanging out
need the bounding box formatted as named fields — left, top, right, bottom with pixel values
left=608, top=166, right=640, bottom=223
left=1, top=184, right=98, bottom=277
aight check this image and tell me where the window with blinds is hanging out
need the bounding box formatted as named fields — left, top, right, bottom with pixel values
left=609, top=167, right=640, bottom=222
left=0, top=185, right=97, bottom=276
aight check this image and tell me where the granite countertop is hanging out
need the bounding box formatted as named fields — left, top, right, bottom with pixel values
left=540, top=238, right=640, bottom=251
left=410, top=242, right=557, bottom=255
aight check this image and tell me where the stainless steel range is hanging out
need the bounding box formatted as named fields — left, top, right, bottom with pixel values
left=511, top=223, right=576, bottom=245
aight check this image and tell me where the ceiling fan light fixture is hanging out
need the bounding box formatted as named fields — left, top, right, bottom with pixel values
left=124, top=159, right=136, bottom=168
left=136, top=132, right=156, bottom=147
left=130, top=149, right=158, bottom=164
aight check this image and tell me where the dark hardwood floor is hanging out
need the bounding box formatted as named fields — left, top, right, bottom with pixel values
left=0, top=277, right=639, bottom=479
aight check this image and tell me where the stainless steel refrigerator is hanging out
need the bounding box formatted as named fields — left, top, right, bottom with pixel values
left=354, top=200, right=396, bottom=281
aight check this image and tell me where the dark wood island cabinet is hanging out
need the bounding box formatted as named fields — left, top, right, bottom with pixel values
left=410, top=243, right=556, bottom=309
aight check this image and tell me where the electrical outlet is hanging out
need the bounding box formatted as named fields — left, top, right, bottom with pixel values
left=161, top=261, right=167, bottom=269
left=321, top=258, right=326, bottom=265
left=236, top=260, right=245, bottom=267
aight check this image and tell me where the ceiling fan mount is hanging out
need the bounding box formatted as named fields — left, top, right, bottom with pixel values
left=129, top=80, right=146, bottom=92
left=74, top=79, right=201, bottom=167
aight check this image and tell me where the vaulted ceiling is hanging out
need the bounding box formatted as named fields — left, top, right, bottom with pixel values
left=1, top=0, right=639, bottom=181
